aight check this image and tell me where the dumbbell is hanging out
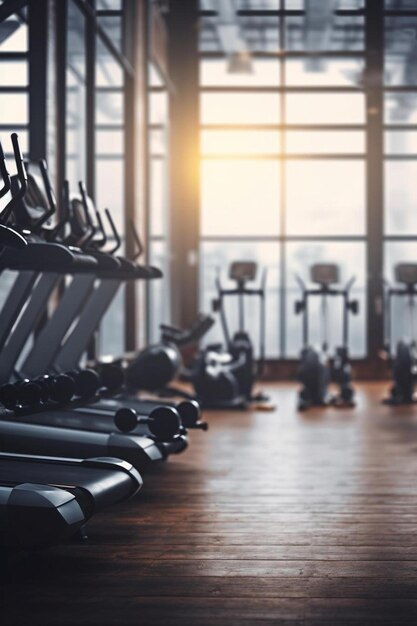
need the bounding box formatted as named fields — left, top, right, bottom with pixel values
left=67, top=368, right=101, bottom=399
left=0, top=379, right=46, bottom=409
left=34, top=374, right=76, bottom=404
left=95, top=362, right=125, bottom=394
left=0, top=378, right=45, bottom=409
left=128, top=398, right=208, bottom=431
left=114, top=406, right=182, bottom=441
left=176, top=400, right=208, bottom=431
left=0, top=374, right=76, bottom=410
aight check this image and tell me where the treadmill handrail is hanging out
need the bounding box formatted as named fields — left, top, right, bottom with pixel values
left=0, top=138, right=11, bottom=200
left=0, top=133, right=28, bottom=225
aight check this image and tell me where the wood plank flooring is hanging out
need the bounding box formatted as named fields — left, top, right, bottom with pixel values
left=2, top=382, right=417, bottom=625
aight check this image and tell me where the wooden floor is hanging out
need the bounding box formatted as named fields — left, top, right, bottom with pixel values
left=3, top=382, right=417, bottom=625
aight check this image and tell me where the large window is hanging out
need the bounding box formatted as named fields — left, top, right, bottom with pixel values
left=199, top=2, right=367, bottom=359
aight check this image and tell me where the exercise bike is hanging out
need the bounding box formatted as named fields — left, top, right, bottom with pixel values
left=126, top=261, right=269, bottom=410
left=383, top=263, right=417, bottom=405
left=295, top=263, right=358, bottom=411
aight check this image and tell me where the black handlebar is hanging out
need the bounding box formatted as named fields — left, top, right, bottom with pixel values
left=0, top=139, right=11, bottom=200
left=0, top=133, right=28, bottom=224
left=104, top=208, right=121, bottom=254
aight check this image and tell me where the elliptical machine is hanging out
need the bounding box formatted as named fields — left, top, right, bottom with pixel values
left=167, top=261, right=268, bottom=409
left=383, top=263, right=417, bottom=404
left=126, top=261, right=269, bottom=410
left=295, top=263, right=358, bottom=411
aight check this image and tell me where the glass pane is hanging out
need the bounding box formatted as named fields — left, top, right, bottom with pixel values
left=96, top=39, right=124, bottom=87
left=0, top=18, right=27, bottom=52
left=240, top=17, right=281, bottom=52
left=149, top=91, right=168, bottom=125
left=286, top=93, right=365, bottom=124
left=148, top=240, right=171, bottom=343
left=384, top=242, right=417, bottom=355
left=201, top=160, right=280, bottom=236
left=285, top=15, right=365, bottom=52
left=200, top=13, right=280, bottom=53
left=285, top=0, right=304, bottom=7
left=385, top=17, right=417, bottom=86
left=200, top=241, right=280, bottom=358
left=285, top=241, right=366, bottom=358
left=286, top=131, right=365, bottom=154
left=385, top=131, right=417, bottom=154
left=149, top=129, right=168, bottom=156
left=199, top=17, right=220, bottom=53
left=385, top=92, right=417, bottom=125
left=286, top=161, right=365, bottom=235
left=96, top=91, right=123, bottom=124
left=0, top=93, right=28, bottom=125
left=97, top=15, right=122, bottom=53
left=96, top=130, right=124, bottom=155
left=286, top=58, right=364, bottom=87
left=96, top=159, right=125, bottom=235
left=150, top=158, right=168, bottom=238
left=201, top=130, right=280, bottom=155
left=200, top=59, right=280, bottom=87
left=99, top=285, right=125, bottom=357
left=385, top=161, right=417, bottom=235
left=201, top=93, right=280, bottom=125
left=0, top=61, right=28, bottom=86
left=149, top=63, right=165, bottom=87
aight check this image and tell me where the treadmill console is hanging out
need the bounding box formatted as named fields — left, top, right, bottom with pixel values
left=310, top=263, right=339, bottom=286
left=395, top=263, right=417, bottom=286
left=229, top=261, right=257, bottom=284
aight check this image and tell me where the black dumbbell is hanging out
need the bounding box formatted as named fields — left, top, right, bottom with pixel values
left=114, top=406, right=181, bottom=441
left=34, top=374, right=76, bottom=404
left=96, top=362, right=125, bottom=394
left=67, top=368, right=101, bottom=399
left=176, top=400, right=208, bottom=431
left=15, top=379, right=43, bottom=408
left=118, top=398, right=208, bottom=431
left=0, top=374, right=75, bottom=410
left=0, top=383, right=19, bottom=409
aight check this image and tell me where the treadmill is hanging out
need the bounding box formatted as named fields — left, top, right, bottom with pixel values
left=0, top=135, right=185, bottom=472
left=0, top=452, right=142, bottom=550
left=0, top=135, right=142, bottom=549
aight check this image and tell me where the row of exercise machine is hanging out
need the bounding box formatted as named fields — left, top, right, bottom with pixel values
left=0, top=133, right=271, bottom=551
left=295, top=261, right=417, bottom=410
left=0, top=133, right=207, bottom=550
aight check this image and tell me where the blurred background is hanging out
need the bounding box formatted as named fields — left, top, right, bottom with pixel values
left=0, top=0, right=415, bottom=377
